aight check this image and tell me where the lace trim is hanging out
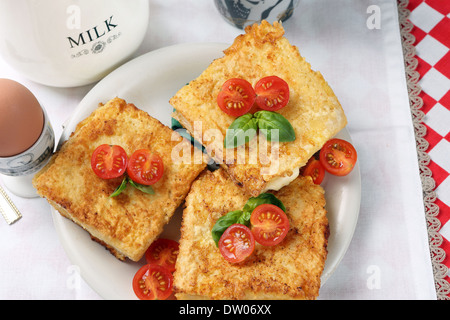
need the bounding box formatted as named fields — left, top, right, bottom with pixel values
left=397, top=0, right=450, bottom=300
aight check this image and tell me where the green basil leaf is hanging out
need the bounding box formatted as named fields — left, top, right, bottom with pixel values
left=129, top=179, right=155, bottom=195
left=109, top=176, right=128, bottom=197
left=242, top=193, right=286, bottom=214
left=224, top=113, right=258, bottom=149
left=211, top=210, right=251, bottom=246
left=210, top=194, right=286, bottom=246
left=236, top=210, right=251, bottom=225
left=254, top=110, right=296, bottom=142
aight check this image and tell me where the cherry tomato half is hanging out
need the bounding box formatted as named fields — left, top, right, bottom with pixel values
left=145, top=238, right=179, bottom=273
left=250, top=204, right=290, bottom=246
left=219, top=224, right=255, bottom=263
left=91, top=144, right=128, bottom=179
left=132, top=264, right=173, bottom=300
left=217, top=78, right=256, bottom=117
left=127, top=149, right=164, bottom=185
left=319, top=138, right=357, bottom=176
left=301, top=158, right=325, bottom=185
left=254, top=76, right=290, bottom=111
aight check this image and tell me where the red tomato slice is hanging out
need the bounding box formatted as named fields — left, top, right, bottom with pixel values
left=91, top=144, right=128, bottom=179
left=217, top=78, right=256, bottom=117
left=250, top=204, right=290, bottom=246
left=145, top=238, right=179, bottom=273
left=132, top=264, right=173, bottom=300
left=301, top=158, right=325, bottom=185
left=254, top=76, right=290, bottom=111
left=219, top=224, right=255, bottom=263
left=127, top=149, right=164, bottom=185
left=319, top=138, right=357, bottom=176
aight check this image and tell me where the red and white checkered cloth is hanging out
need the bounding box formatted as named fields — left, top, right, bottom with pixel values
left=407, top=0, right=450, bottom=293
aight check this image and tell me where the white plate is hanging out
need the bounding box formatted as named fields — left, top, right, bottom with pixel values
left=52, top=43, right=361, bottom=300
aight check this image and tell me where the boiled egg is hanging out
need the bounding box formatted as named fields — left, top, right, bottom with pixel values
left=0, top=79, right=44, bottom=157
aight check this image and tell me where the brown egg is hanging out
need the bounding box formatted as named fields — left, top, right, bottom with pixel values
left=0, top=79, right=44, bottom=157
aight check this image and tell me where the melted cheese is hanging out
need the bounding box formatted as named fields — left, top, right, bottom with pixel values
left=262, top=167, right=300, bottom=192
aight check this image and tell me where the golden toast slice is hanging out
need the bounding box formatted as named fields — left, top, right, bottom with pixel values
left=33, top=98, right=206, bottom=262
left=170, top=21, right=347, bottom=196
left=173, top=168, right=329, bottom=300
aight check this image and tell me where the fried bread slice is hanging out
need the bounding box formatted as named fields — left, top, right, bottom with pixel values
left=170, top=21, right=347, bottom=196
left=173, top=168, right=329, bottom=300
left=33, top=98, right=206, bottom=262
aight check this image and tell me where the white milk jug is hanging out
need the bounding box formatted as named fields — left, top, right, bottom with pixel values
left=0, top=0, right=149, bottom=87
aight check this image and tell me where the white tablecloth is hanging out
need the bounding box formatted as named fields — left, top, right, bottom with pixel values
left=0, top=0, right=437, bottom=300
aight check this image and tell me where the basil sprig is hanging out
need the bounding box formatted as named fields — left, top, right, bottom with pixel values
left=223, top=113, right=258, bottom=149
left=109, top=176, right=129, bottom=197
left=109, top=176, right=155, bottom=198
left=211, top=210, right=251, bottom=246
left=211, top=193, right=286, bottom=246
left=242, top=193, right=286, bottom=214
left=128, top=179, right=155, bottom=195
left=254, top=111, right=296, bottom=143
left=223, top=110, right=295, bottom=148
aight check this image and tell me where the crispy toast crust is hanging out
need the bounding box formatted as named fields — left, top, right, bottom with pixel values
left=173, top=169, right=329, bottom=300
left=33, top=98, right=206, bottom=261
left=170, top=21, right=347, bottom=197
